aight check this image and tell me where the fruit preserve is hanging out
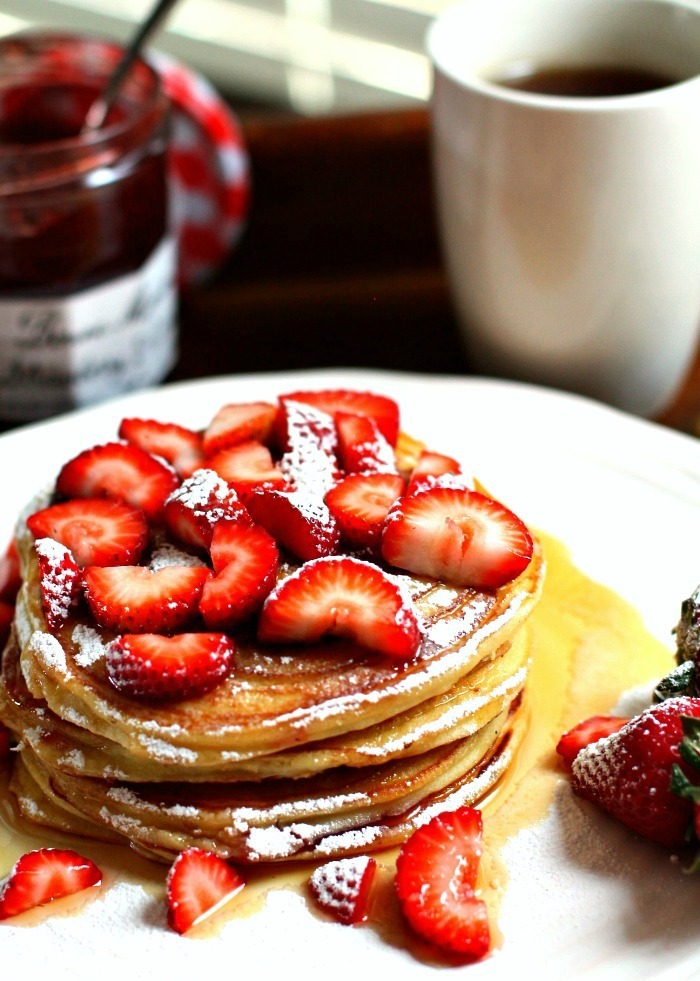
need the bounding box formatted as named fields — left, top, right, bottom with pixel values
left=0, top=32, right=177, bottom=422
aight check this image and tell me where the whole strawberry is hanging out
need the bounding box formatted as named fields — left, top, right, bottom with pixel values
left=570, top=696, right=700, bottom=848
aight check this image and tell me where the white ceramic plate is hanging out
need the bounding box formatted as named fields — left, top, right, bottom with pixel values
left=1, top=369, right=699, bottom=980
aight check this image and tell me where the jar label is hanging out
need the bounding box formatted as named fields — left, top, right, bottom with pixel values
left=0, top=237, right=178, bottom=422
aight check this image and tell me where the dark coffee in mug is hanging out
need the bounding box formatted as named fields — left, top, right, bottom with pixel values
left=497, top=64, right=679, bottom=96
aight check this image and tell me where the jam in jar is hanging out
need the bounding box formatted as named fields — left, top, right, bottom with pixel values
left=0, top=32, right=177, bottom=422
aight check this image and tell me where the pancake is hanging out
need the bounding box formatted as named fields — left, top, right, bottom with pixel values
left=0, top=389, right=544, bottom=865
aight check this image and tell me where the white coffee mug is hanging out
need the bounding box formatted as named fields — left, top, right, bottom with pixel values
left=427, top=0, right=700, bottom=416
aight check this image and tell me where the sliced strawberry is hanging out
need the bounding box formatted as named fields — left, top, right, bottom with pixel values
left=166, top=847, right=245, bottom=935
left=202, top=401, right=278, bottom=456
left=325, top=473, right=405, bottom=550
left=163, top=469, right=252, bottom=550
left=0, top=848, right=101, bottom=920
left=335, top=412, right=398, bottom=475
left=0, top=538, right=21, bottom=603
left=395, top=806, right=490, bottom=959
left=246, top=487, right=340, bottom=562
left=56, top=442, right=179, bottom=521
left=279, top=389, right=400, bottom=446
left=308, top=856, right=377, bottom=925
left=258, top=556, right=421, bottom=660
left=118, top=417, right=205, bottom=479
left=382, top=486, right=533, bottom=590
left=200, top=522, right=279, bottom=630
left=105, top=632, right=235, bottom=700
left=0, top=721, right=11, bottom=760
left=556, top=715, right=630, bottom=770
left=35, top=538, right=82, bottom=632
left=206, top=441, right=287, bottom=500
left=570, top=696, right=700, bottom=848
left=407, top=450, right=462, bottom=494
left=83, top=565, right=212, bottom=634
left=0, top=600, right=13, bottom=651
left=27, top=499, right=148, bottom=568
left=278, top=399, right=341, bottom=496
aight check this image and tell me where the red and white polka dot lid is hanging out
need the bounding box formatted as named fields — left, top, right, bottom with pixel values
left=148, top=51, right=251, bottom=290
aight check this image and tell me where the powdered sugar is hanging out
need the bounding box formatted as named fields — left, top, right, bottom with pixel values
left=149, top=543, right=207, bottom=571
left=28, top=630, right=71, bottom=678
left=72, top=625, right=107, bottom=668
left=34, top=537, right=80, bottom=627
left=280, top=400, right=339, bottom=497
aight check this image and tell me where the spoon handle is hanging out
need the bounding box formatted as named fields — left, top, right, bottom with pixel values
left=83, top=0, right=180, bottom=131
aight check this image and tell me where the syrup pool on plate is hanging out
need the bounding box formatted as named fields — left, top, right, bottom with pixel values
left=0, top=532, right=675, bottom=946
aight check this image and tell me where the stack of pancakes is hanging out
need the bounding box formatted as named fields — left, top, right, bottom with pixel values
left=0, top=499, right=543, bottom=864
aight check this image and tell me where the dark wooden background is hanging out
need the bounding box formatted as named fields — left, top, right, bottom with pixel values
left=174, top=107, right=700, bottom=437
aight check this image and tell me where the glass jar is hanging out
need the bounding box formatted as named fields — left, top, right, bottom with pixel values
left=0, top=32, right=177, bottom=422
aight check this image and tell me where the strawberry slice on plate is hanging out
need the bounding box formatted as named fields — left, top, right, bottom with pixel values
left=200, top=522, right=279, bottom=629
left=335, top=412, right=398, bottom=475
left=382, top=486, right=533, bottom=590
left=83, top=565, right=212, bottom=634
left=27, top=499, right=149, bottom=568
left=105, top=632, right=235, bottom=700
left=202, top=401, right=278, bottom=456
left=206, top=441, right=287, bottom=499
left=395, top=806, right=490, bottom=959
left=246, top=487, right=340, bottom=561
left=325, top=473, right=405, bottom=550
left=0, top=848, right=102, bottom=920
left=279, top=389, right=400, bottom=446
left=118, top=417, right=205, bottom=479
left=556, top=714, right=630, bottom=770
left=308, top=856, right=377, bottom=925
left=35, top=538, right=82, bottom=632
left=56, top=442, right=179, bottom=521
left=166, top=847, right=246, bottom=935
left=278, top=399, right=341, bottom=495
left=407, top=449, right=462, bottom=494
left=570, top=695, right=700, bottom=848
left=164, top=469, right=252, bottom=550
left=258, top=555, right=421, bottom=660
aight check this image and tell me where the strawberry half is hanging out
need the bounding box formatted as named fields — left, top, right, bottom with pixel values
left=395, top=806, right=490, bottom=959
left=279, top=389, right=400, bottom=446
left=163, top=469, right=252, bottom=550
left=382, top=486, right=533, bottom=590
left=200, top=522, right=279, bottom=629
left=166, top=847, right=245, bottom=935
left=258, top=556, right=421, bottom=660
left=0, top=538, right=20, bottom=603
left=308, top=856, right=377, bottom=925
left=206, top=441, right=287, bottom=500
left=83, top=565, right=212, bottom=634
left=27, top=499, right=148, bottom=568
left=246, top=487, right=340, bottom=562
left=570, top=696, right=700, bottom=847
left=105, top=632, right=235, bottom=700
left=335, top=412, right=398, bottom=475
left=556, top=715, right=630, bottom=770
left=325, top=473, right=405, bottom=550
left=202, top=401, right=278, bottom=456
left=0, top=847, right=101, bottom=920
left=278, top=399, right=341, bottom=495
left=35, top=538, right=82, bottom=632
left=407, top=450, right=462, bottom=495
left=0, top=600, right=14, bottom=651
left=118, top=417, right=205, bottom=479
left=56, top=442, right=179, bottom=521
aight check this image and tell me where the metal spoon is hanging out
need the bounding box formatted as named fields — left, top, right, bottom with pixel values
left=82, top=0, right=180, bottom=131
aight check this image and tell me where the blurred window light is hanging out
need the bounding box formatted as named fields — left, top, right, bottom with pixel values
left=0, top=0, right=440, bottom=112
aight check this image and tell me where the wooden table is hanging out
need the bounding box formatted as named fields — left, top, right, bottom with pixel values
left=173, top=107, right=700, bottom=438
